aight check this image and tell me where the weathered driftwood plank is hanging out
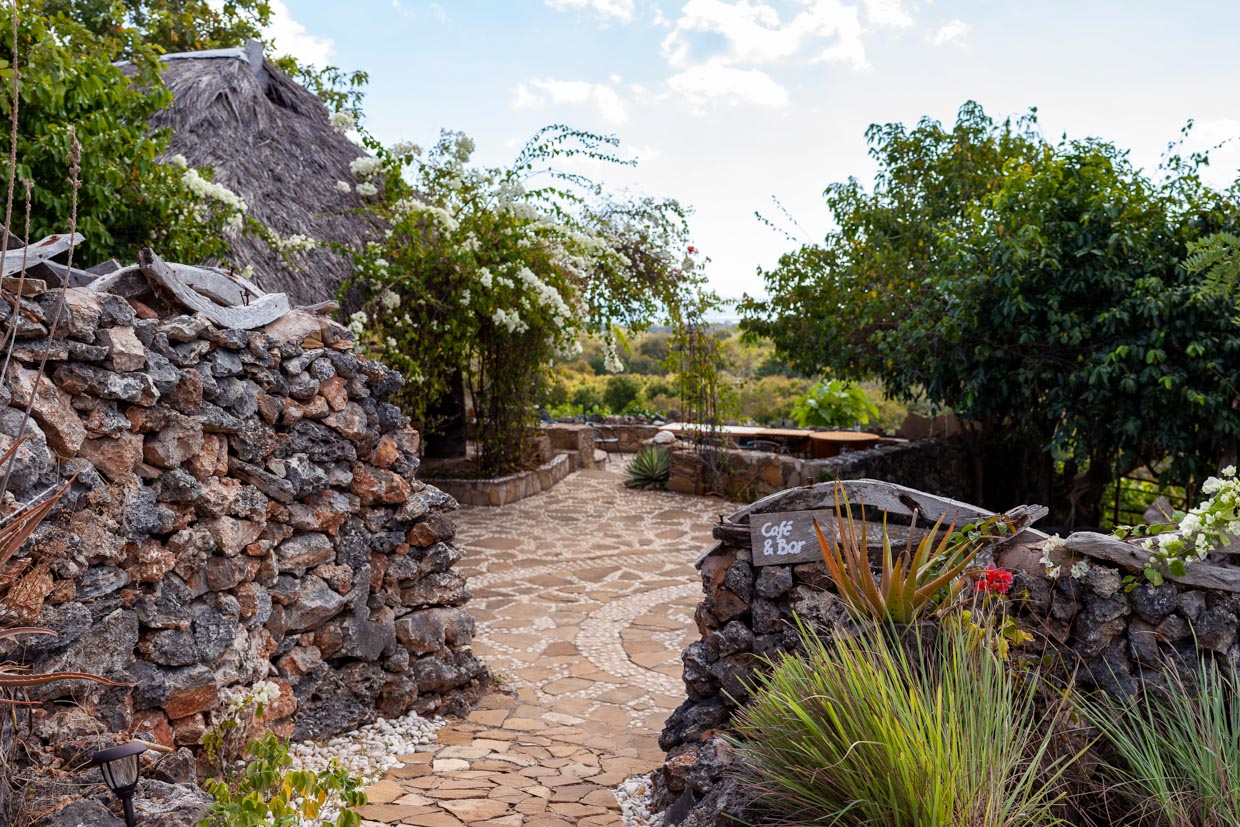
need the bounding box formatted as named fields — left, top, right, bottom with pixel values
left=0, top=233, right=86, bottom=276
left=27, top=260, right=103, bottom=288
left=167, top=263, right=248, bottom=307
left=199, top=265, right=266, bottom=299
left=138, top=248, right=289, bottom=329
left=87, top=264, right=147, bottom=297
left=1064, top=531, right=1240, bottom=592
left=734, top=479, right=999, bottom=524
left=698, top=479, right=1048, bottom=567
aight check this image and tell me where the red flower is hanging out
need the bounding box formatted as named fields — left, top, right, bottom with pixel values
left=976, top=565, right=1013, bottom=595
left=687, top=245, right=697, bottom=254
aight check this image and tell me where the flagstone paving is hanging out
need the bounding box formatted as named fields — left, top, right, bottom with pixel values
left=360, top=462, right=724, bottom=826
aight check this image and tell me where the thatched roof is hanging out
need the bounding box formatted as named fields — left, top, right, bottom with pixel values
left=150, top=42, right=375, bottom=306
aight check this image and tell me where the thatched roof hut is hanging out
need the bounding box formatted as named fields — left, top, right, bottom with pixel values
left=151, top=42, right=375, bottom=305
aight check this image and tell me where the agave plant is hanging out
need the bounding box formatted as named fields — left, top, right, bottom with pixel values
left=625, top=445, right=671, bottom=490
left=812, top=482, right=1009, bottom=623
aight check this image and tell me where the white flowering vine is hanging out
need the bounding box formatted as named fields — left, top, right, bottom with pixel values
left=1114, top=466, right=1240, bottom=585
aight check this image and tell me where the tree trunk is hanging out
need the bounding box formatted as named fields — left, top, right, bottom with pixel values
left=423, top=368, right=468, bottom=459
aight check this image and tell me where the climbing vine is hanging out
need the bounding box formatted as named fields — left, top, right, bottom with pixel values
left=342, top=126, right=703, bottom=475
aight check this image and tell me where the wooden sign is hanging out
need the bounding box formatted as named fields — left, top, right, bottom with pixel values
left=750, top=510, right=834, bottom=567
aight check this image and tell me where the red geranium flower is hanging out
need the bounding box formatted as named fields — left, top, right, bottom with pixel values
left=687, top=245, right=697, bottom=254
left=976, top=565, right=1013, bottom=595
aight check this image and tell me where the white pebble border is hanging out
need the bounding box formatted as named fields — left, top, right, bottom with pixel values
left=288, top=710, right=444, bottom=785
left=616, top=772, right=666, bottom=827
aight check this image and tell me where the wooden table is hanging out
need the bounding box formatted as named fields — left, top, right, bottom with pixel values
left=808, top=431, right=881, bottom=459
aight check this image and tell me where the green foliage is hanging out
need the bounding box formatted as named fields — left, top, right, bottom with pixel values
left=1185, top=230, right=1240, bottom=321
left=37, top=0, right=271, bottom=53
left=0, top=7, right=238, bottom=264
left=741, top=101, right=1240, bottom=524
left=625, top=445, right=670, bottom=490
left=789, top=378, right=878, bottom=428
left=1073, top=659, right=1240, bottom=826
left=665, top=287, right=736, bottom=431
left=732, top=620, right=1069, bottom=826
left=199, top=733, right=365, bottom=827
left=344, top=126, right=701, bottom=475
left=602, top=374, right=640, bottom=413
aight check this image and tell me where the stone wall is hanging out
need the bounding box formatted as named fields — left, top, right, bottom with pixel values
left=433, top=452, right=575, bottom=506
left=544, top=421, right=660, bottom=455
left=655, top=481, right=1240, bottom=826
left=667, top=438, right=970, bottom=501
left=0, top=287, right=485, bottom=766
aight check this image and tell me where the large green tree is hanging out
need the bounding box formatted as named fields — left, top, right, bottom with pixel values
left=741, top=102, right=1240, bottom=527
left=0, top=6, right=239, bottom=264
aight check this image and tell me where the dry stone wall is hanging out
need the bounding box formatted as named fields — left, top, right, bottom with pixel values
left=656, top=481, right=1240, bottom=826
left=0, top=287, right=485, bottom=765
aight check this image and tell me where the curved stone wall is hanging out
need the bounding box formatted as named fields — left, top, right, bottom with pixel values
left=656, top=480, right=1240, bottom=826
left=0, top=288, right=485, bottom=764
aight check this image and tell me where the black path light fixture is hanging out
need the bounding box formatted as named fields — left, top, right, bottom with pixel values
left=91, top=740, right=166, bottom=826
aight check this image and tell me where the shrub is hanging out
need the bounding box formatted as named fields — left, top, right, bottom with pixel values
left=1073, top=658, right=1240, bottom=826
left=732, top=620, right=1069, bottom=827
left=625, top=446, right=670, bottom=490
left=199, top=682, right=366, bottom=827
left=603, top=374, right=641, bottom=413
left=790, top=379, right=878, bottom=428
left=199, top=733, right=366, bottom=827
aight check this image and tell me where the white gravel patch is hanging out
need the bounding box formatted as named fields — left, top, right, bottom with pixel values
left=616, top=772, right=665, bottom=827
left=289, top=710, right=443, bottom=784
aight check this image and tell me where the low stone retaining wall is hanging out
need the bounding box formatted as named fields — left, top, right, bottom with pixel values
left=543, top=421, right=660, bottom=455
left=668, top=437, right=969, bottom=501
left=655, top=480, right=1240, bottom=826
left=0, top=288, right=486, bottom=768
left=431, top=452, right=575, bottom=506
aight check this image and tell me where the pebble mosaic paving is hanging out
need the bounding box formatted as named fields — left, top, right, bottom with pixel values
left=360, top=461, right=724, bottom=826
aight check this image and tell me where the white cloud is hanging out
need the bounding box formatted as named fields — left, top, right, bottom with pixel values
left=660, top=0, right=899, bottom=73
left=512, top=78, right=630, bottom=124
left=863, top=0, right=912, bottom=28
left=929, top=18, right=970, bottom=46
left=1182, top=118, right=1240, bottom=190
left=428, top=3, right=451, bottom=23
left=666, top=64, right=790, bottom=109
left=545, top=0, right=636, bottom=23
left=263, top=0, right=335, bottom=67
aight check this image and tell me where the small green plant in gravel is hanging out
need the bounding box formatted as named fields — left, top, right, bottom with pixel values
left=199, top=733, right=366, bottom=827
left=625, top=445, right=670, bottom=490
left=199, top=682, right=366, bottom=827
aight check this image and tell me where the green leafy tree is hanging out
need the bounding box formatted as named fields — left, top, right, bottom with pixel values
left=36, top=0, right=271, bottom=52
left=0, top=6, right=239, bottom=264
left=603, top=374, right=640, bottom=413
left=1186, top=230, right=1240, bottom=319
left=742, top=102, right=1240, bottom=526
left=343, top=126, right=702, bottom=474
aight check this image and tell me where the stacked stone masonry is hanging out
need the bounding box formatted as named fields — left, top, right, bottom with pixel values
left=0, top=287, right=485, bottom=768
left=656, top=481, right=1240, bottom=826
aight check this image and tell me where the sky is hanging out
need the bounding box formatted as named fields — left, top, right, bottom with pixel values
left=265, top=0, right=1240, bottom=301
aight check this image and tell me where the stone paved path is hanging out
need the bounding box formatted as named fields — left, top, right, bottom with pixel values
left=359, top=461, right=722, bottom=826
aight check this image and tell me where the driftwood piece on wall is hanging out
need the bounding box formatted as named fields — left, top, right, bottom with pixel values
left=699, top=478, right=1048, bottom=566
left=137, top=248, right=289, bottom=329
left=1064, top=531, right=1240, bottom=592
left=0, top=233, right=86, bottom=277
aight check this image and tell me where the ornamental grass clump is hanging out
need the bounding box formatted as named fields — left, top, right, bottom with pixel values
left=1073, top=657, right=1240, bottom=827
left=731, top=620, right=1071, bottom=827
